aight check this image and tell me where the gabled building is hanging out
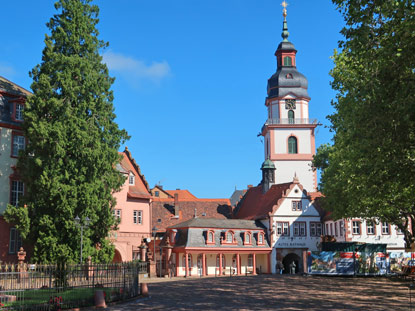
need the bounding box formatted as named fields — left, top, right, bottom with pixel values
left=111, top=147, right=152, bottom=262
left=235, top=163, right=323, bottom=274
left=0, top=76, right=31, bottom=263
left=163, top=218, right=272, bottom=277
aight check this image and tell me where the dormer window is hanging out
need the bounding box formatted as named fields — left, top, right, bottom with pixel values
left=129, top=173, right=135, bottom=185
left=15, top=103, right=24, bottom=121
left=206, top=230, right=215, bottom=245
left=257, top=232, right=265, bottom=245
left=226, top=232, right=233, bottom=243
left=244, top=232, right=252, bottom=245
left=222, top=230, right=236, bottom=244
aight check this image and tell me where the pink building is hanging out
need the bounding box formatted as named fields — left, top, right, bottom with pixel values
left=111, top=147, right=152, bottom=262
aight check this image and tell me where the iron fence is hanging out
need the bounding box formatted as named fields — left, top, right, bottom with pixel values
left=0, top=261, right=148, bottom=310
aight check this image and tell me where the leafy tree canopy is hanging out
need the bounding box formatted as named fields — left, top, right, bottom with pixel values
left=314, top=0, right=415, bottom=247
left=6, top=0, right=129, bottom=263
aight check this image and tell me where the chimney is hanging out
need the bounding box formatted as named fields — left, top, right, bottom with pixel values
left=247, top=185, right=253, bottom=189
left=174, top=193, right=179, bottom=217
left=159, top=185, right=163, bottom=190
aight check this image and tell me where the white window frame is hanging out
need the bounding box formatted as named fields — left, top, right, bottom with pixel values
left=15, top=103, right=24, bottom=121
left=276, top=222, right=289, bottom=236
left=11, top=180, right=24, bottom=206
left=113, top=209, right=121, bottom=220
left=340, top=221, right=344, bottom=236
left=12, top=135, right=25, bottom=157
left=367, top=221, right=375, bottom=235
left=226, top=232, right=233, bottom=243
left=208, top=231, right=214, bottom=242
left=292, top=201, right=302, bottom=211
left=352, top=221, right=361, bottom=235
left=258, top=233, right=264, bottom=244
left=245, top=232, right=251, bottom=244
left=294, top=222, right=306, bottom=237
left=382, top=222, right=390, bottom=235
left=133, top=210, right=142, bottom=224
left=310, top=222, right=322, bottom=237
left=129, top=173, right=135, bottom=185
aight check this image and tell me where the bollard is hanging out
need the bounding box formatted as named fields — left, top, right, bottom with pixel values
left=94, top=290, right=107, bottom=308
left=141, top=283, right=149, bottom=297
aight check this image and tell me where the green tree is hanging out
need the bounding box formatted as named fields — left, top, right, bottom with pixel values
left=7, top=0, right=129, bottom=263
left=315, top=0, right=415, bottom=247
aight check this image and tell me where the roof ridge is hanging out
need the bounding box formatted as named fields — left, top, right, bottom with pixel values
left=0, top=76, right=32, bottom=96
left=122, top=147, right=150, bottom=192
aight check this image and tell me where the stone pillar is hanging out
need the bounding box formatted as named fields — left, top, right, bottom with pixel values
left=219, top=253, right=223, bottom=276
left=165, top=242, right=173, bottom=277
left=236, top=253, right=241, bottom=275
left=176, top=252, right=180, bottom=277
left=87, top=256, right=94, bottom=279
left=185, top=253, right=189, bottom=277
left=202, top=253, right=207, bottom=276
left=302, top=249, right=308, bottom=274
left=17, top=247, right=27, bottom=284
left=140, top=240, right=147, bottom=262
left=252, top=253, right=257, bottom=275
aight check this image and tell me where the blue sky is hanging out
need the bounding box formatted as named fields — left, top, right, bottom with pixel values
left=1, top=1, right=344, bottom=198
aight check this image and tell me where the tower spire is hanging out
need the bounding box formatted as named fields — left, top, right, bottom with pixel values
left=281, top=1, right=289, bottom=42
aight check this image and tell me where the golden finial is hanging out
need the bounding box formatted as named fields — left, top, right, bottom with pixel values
left=281, top=1, right=288, bottom=20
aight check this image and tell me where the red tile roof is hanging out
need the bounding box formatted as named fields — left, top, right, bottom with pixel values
left=151, top=197, right=231, bottom=233
left=235, top=183, right=293, bottom=220
left=165, top=189, right=197, bottom=200
left=118, top=148, right=151, bottom=200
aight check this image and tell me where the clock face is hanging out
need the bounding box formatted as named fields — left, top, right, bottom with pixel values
left=285, top=99, right=296, bottom=110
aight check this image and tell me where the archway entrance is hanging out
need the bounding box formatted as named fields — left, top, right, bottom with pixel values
left=112, top=249, right=122, bottom=263
left=283, top=253, right=300, bottom=274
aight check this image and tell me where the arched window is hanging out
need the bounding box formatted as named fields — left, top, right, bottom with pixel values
left=288, top=110, right=295, bottom=124
left=226, top=231, right=233, bottom=243
left=244, top=232, right=252, bottom=245
left=208, top=231, right=214, bottom=242
left=288, top=136, right=298, bottom=154
left=283, top=56, right=292, bottom=66
left=258, top=232, right=264, bottom=245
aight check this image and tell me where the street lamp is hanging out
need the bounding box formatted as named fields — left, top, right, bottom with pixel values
left=152, top=226, right=158, bottom=277
left=75, top=215, right=90, bottom=264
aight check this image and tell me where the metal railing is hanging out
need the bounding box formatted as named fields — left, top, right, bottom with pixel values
left=0, top=261, right=148, bottom=310
left=265, top=118, right=318, bottom=125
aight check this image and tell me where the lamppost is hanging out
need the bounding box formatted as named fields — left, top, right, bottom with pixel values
left=75, top=215, right=90, bottom=264
left=152, top=226, right=158, bottom=277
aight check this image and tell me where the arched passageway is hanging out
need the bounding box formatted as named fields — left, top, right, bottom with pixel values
left=282, top=253, right=300, bottom=274
left=112, top=249, right=123, bottom=263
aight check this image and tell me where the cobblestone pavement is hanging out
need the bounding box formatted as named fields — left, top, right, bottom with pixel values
left=107, top=275, right=412, bottom=310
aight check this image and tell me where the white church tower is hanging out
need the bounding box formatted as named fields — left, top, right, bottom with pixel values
left=261, top=2, right=318, bottom=192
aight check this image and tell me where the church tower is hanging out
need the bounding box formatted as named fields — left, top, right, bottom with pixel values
left=261, top=2, right=318, bottom=192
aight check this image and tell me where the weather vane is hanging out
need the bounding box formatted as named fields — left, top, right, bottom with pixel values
left=281, top=1, right=288, bottom=20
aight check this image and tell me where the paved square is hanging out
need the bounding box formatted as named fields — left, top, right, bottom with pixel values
left=110, top=275, right=411, bottom=310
